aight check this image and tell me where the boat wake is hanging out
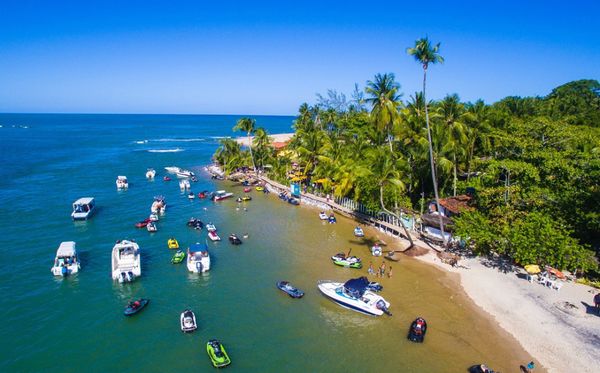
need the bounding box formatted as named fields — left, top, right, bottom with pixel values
left=147, top=148, right=185, bottom=153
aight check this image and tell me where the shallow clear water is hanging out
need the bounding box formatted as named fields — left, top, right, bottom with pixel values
left=0, top=114, right=531, bottom=372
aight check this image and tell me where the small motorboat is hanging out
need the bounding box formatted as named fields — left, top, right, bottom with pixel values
left=213, top=190, right=233, bottom=201
left=149, top=213, right=159, bottom=221
left=124, top=298, right=149, bottom=316
left=277, top=281, right=304, bottom=298
left=180, top=309, right=197, bottom=333
left=112, top=240, right=141, bottom=283
left=146, top=222, right=158, bottom=232
left=468, top=364, right=498, bottom=373
left=206, top=339, right=231, bottom=368
left=116, top=175, right=129, bottom=190
left=187, top=243, right=211, bottom=273
left=228, top=234, right=242, bottom=245
left=135, top=218, right=152, bottom=228
left=331, top=252, right=362, bottom=269
left=187, top=218, right=203, bottom=230
left=243, top=187, right=251, bottom=193
left=287, top=197, right=300, bottom=205
left=205, top=223, right=217, bottom=232
left=51, top=241, right=80, bottom=277
left=146, top=168, right=156, bottom=179
left=163, top=176, right=171, bottom=181
left=71, top=197, right=95, bottom=220
left=408, top=317, right=427, bottom=343
left=317, top=277, right=391, bottom=316
left=167, top=238, right=179, bottom=249
left=188, top=192, right=195, bottom=200
left=208, top=231, right=221, bottom=241
left=171, top=250, right=185, bottom=264
left=255, top=186, right=264, bottom=192
left=354, top=226, right=364, bottom=237
left=151, top=196, right=167, bottom=214
left=371, top=244, right=382, bottom=257
left=366, top=282, right=383, bottom=292
left=319, top=211, right=328, bottom=220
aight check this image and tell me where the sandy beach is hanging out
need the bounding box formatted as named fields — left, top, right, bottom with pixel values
left=410, top=249, right=600, bottom=373
left=235, top=132, right=294, bottom=146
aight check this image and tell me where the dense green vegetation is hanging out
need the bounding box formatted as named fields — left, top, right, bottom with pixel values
left=215, top=41, right=599, bottom=274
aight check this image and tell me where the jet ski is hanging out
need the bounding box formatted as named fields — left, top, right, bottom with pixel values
left=354, top=226, right=365, bottom=237
left=287, top=197, right=300, bottom=205
left=167, top=238, right=179, bottom=249
left=408, top=317, right=427, bottom=343
left=277, top=281, right=305, bottom=298
left=371, top=244, right=382, bottom=256
left=180, top=309, right=197, bottom=332
left=319, top=211, right=328, bottom=220
left=206, top=339, right=231, bottom=368
left=366, top=282, right=383, bottom=292
left=124, top=298, right=149, bottom=316
left=328, top=214, right=336, bottom=224
left=331, top=252, right=362, bottom=269
left=468, top=364, right=498, bottom=373
left=243, top=187, right=251, bottom=193
left=171, top=250, right=185, bottom=264
left=146, top=222, right=158, bottom=232
left=188, top=192, right=195, bottom=200
left=228, top=234, right=242, bottom=245
left=187, top=218, right=203, bottom=230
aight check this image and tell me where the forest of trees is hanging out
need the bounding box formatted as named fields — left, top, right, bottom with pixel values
left=214, top=40, right=599, bottom=275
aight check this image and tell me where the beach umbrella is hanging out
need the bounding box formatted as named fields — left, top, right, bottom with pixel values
left=547, top=267, right=566, bottom=280
left=524, top=264, right=541, bottom=274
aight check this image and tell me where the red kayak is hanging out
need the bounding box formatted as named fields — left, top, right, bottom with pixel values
left=135, top=218, right=152, bottom=228
left=163, top=176, right=171, bottom=181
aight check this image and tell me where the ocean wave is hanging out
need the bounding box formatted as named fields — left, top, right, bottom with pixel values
left=135, top=140, right=149, bottom=144
left=147, top=148, right=185, bottom=153
left=151, top=138, right=206, bottom=142
left=209, top=136, right=231, bottom=139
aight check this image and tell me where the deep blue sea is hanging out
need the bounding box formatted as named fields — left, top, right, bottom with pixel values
left=0, top=114, right=528, bottom=372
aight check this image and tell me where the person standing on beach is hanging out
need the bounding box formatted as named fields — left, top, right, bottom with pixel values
left=594, top=292, right=600, bottom=314
left=388, top=266, right=393, bottom=278
left=379, top=262, right=386, bottom=277
left=368, top=262, right=375, bottom=276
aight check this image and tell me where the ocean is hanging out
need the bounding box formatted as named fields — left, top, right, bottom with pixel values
left=0, top=114, right=530, bottom=372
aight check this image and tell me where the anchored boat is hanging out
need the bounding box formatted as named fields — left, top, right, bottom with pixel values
left=180, top=309, right=198, bottom=332
left=317, top=277, right=391, bottom=316
left=71, top=197, right=95, bottom=220
left=111, top=240, right=141, bottom=283
left=187, top=243, right=210, bottom=273
left=124, top=299, right=149, bottom=316
left=51, top=241, right=80, bottom=277
left=206, top=339, right=231, bottom=368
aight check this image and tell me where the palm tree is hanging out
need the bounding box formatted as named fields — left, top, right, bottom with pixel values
left=252, top=127, right=272, bottom=170
left=437, top=94, right=468, bottom=196
left=407, top=37, right=447, bottom=245
left=369, top=147, right=414, bottom=248
left=365, top=73, right=402, bottom=152
left=233, top=117, right=257, bottom=173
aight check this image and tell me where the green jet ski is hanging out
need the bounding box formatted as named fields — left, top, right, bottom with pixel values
left=171, top=250, right=185, bottom=264
left=206, top=339, right=231, bottom=368
left=331, top=252, right=362, bottom=269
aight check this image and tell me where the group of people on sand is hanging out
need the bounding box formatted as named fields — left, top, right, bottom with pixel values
left=368, top=261, right=392, bottom=278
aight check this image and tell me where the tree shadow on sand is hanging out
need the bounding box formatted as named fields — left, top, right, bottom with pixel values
left=580, top=302, right=600, bottom=316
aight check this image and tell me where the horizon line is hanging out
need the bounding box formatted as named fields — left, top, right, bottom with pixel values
left=0, top=111, right=297, bottom=117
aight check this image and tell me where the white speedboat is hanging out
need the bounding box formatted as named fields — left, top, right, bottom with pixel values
left=146, top=168, right=156, bottom=179
left=165, top=166, right=195, bottom=178
left=71, top=197, right=96, bottom=220
left=213, top=190, right=233, bottom=201
left=180, top=309, right=197, bottom=333
left=111, top=240, right=141, bottom=283
left=317, top=277, right=391, bottom=316
left=116, top=176, right=129, bottom=189
left=151, top=196, right=166, bottom=214
left=354, top=227, right=365, bottom=237
left=208, top=231, right=221, bottom=241
left=51, top=241, right=80, bottom=276
left=187, top=243, right=211, bottom=273
left=319, top=212, right=328, bottom=220
left=205, top=223, right=217, bottom=232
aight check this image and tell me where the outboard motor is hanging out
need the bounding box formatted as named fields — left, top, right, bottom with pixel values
left=196, top=262, right=203, bottom=272
left=61, top=266, right=69, bottom=276
left=376, top=300, right=392, bottom=316
left=127, top=271, right=134, bottom=282
left=119, top=272, right=126, bottom=283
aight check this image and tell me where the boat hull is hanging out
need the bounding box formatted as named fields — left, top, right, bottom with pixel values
left=317, top=284, right=381, bottom=316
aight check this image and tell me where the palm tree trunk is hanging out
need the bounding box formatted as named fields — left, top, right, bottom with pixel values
left=453, top=153, right=457, bottom=197
left=423, top=67, right=447, bottom=245
left=380, top=185, right=414, bottom=248
left=247, top=132, right=257, bottom=173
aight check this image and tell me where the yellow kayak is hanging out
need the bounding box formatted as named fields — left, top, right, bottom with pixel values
left=167, top=238, right=179, bottom=250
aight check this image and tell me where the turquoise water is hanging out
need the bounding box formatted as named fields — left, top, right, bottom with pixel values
left=0, top=114, right=531, bottom=372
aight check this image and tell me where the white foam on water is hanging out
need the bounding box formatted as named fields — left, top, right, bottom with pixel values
left=147, top=148, right=185, bottom=153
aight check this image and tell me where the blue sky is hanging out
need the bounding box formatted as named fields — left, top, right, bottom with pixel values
left=0, top=0, right=598, bottom=115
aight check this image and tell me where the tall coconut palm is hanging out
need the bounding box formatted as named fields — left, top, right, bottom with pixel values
left=437, top=94, right=469, bottom=196
left=252, top=127, right=272, bottom=170
left=233, top=117, right=257, bottom=173
left=407, top=37, right=447, bottom=245
left=369, top=147, right=414, bottom=248
left=365, top=73, right=402, bottom=152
